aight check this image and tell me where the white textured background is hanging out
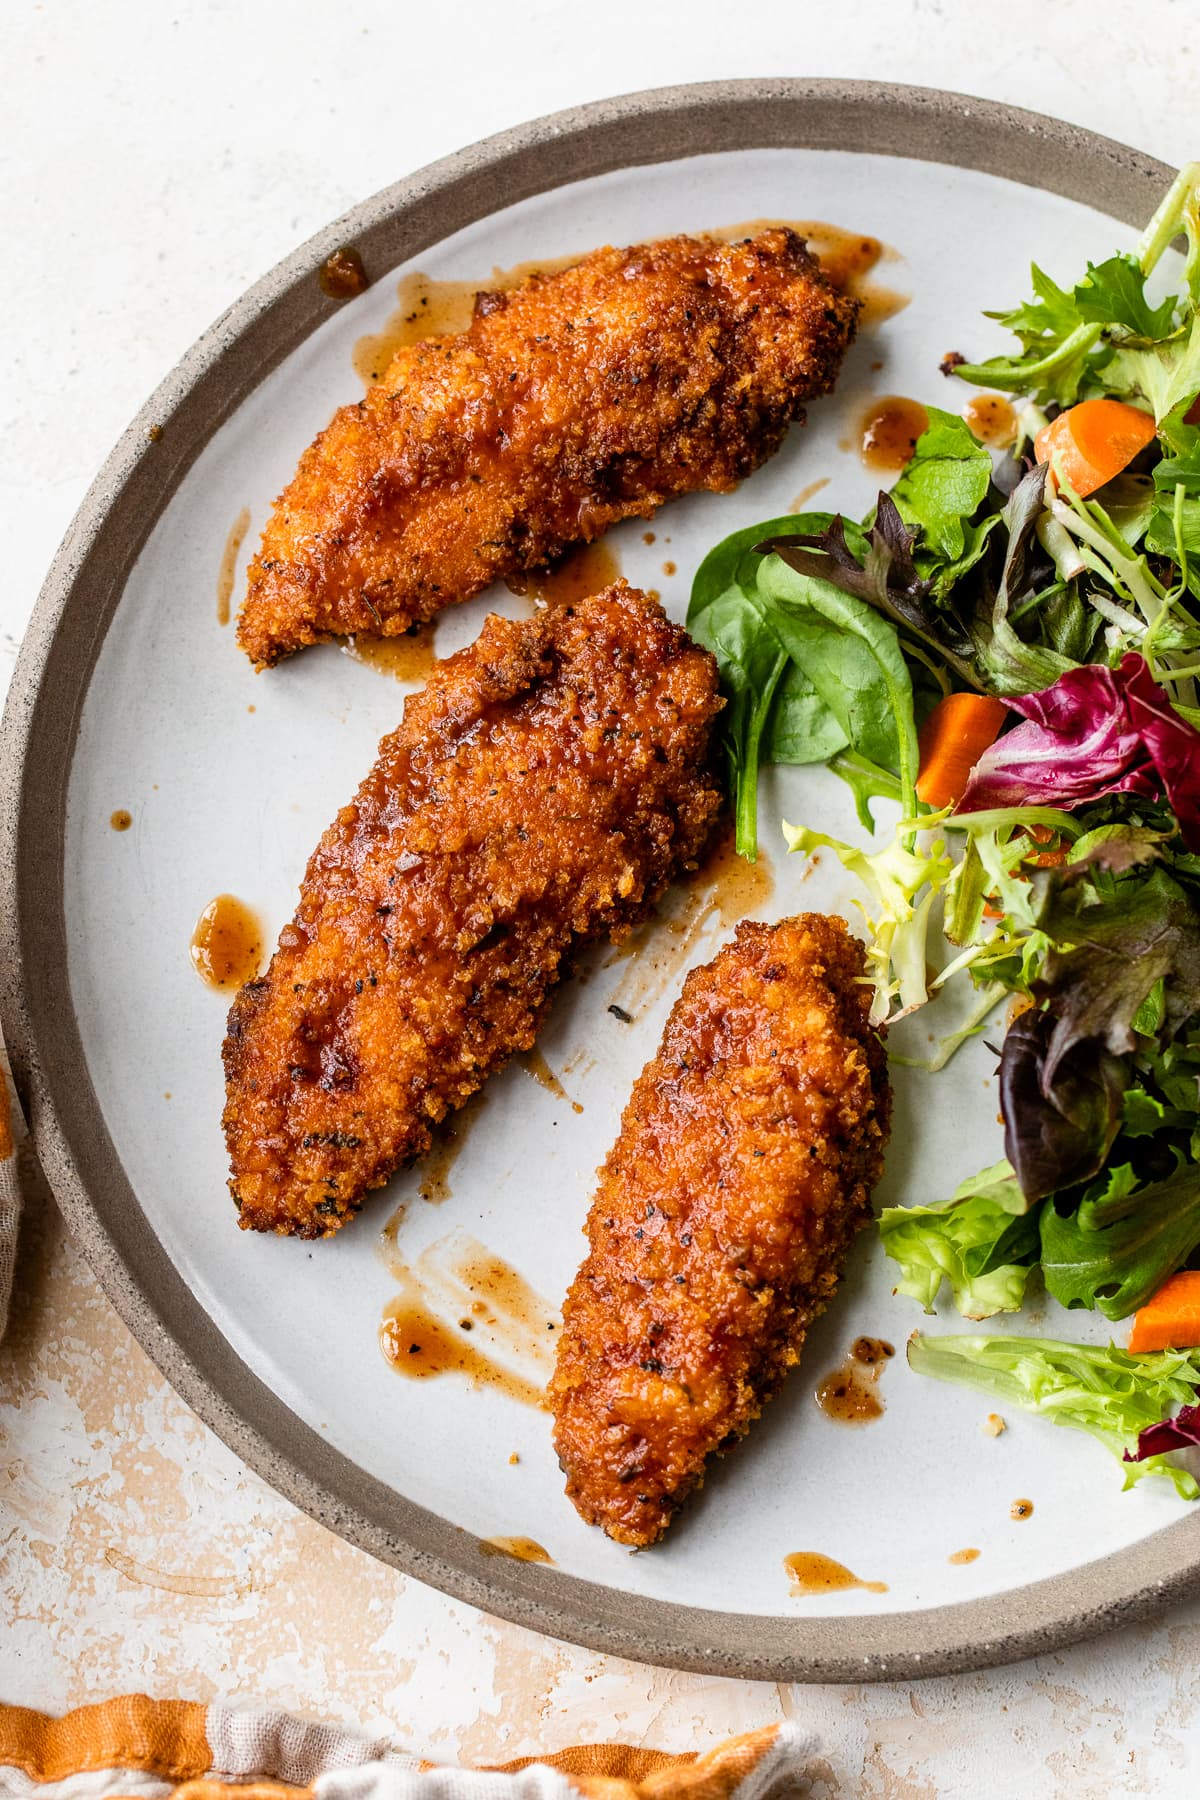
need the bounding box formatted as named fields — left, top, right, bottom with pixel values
left=3, top=1, right=1200, bottom=1793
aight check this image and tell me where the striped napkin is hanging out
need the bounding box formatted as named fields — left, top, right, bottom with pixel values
left=0, top=1698, right=810, bottom=1798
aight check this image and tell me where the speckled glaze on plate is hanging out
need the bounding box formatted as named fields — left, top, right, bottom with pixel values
left=2, top=81, right=1195, bottom=1681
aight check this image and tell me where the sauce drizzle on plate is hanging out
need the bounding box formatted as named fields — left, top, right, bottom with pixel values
left=784, top=1551, right=888, bottom=1597
left=479, top=1535, right=553, bottom=1564
left=815, top=1336, right=895, bottom=1425
left=379, top=1229, right=558, bottom=1410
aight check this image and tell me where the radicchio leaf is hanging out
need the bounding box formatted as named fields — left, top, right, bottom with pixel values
left=1123, top=658, right=1200, bottom=849
left=1125, top=1400, right=1200, bottom=1463
left=959, top=654, right=1200, bottom=847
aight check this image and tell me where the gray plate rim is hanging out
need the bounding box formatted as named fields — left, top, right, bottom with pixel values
left=2, top=77, right=1195, bottom=1682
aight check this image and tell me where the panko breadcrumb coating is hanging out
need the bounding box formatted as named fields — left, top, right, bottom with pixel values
left=223, top=583, right=723, bottom=1236
left=550, top=914, right=891, bottom=1545
left=237, top=229, right=858, bottom=667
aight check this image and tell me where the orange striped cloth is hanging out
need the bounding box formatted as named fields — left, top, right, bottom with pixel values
left=0, top=1698, right=810, bottom=1799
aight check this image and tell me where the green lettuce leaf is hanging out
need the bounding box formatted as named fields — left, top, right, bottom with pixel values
left=907, top=1332, right=1200, bottom=1496
left=1040, top=1157, right=1200, bottom=1319
left=888, top=408, right=994, bottom=563
left=879, top=1159, right=1039, bottom=1319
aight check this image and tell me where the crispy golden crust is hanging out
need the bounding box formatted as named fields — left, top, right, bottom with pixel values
left=238, top=230, right=858, bottom=667
left=223, top=584, right=723, bottom=1236
left=549, top=914, right=891, bottom=1546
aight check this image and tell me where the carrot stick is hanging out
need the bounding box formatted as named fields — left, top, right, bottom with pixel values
left=1128, top=1270, right=1200, bottom=1353
left=915, top=693, right=1009, bottom=809
left=1035, top=397, right=1157, bottom=498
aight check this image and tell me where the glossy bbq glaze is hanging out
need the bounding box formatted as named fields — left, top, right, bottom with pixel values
left=550, top=914, right=891, bottom=1546
left=222, top=584, right=723, bottom=1236
left=238, top=229, right=858, bottom=667
left=319, top=246, right=370, bottom=300
left=714, top=218, right=908, bottom=329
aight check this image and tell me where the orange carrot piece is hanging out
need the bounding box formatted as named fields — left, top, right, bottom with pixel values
left=1034, top=397, right=1157, bottom=498
left=916, top=692, right=1010, bottom=809
left=1127, top=1270, right=1200, bottom=1353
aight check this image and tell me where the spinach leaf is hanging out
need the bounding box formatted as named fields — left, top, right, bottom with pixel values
left=759, top=492, right=983, bottom=689
left=687, top=513, right=850, bottom=857
left=757, top=556, right=919, bottom=811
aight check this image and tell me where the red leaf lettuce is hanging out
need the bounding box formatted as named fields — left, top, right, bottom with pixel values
left=958, top=654, right=1200, bottom=848
left=1124, top=1399, right=1200, bottom=1464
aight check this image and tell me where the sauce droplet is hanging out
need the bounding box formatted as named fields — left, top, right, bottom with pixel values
left=479, top=1535, right=553, bottom=1564
left=319, top=246, right=369, bottom=300
left=189, top=895, right=264, bottom=991
left=854, top=396, right=929, bottom=473
left=784, top=1551, right=888, bottom=1597
left=216, top=507, right=252, bottom=627
left=109, top=809, right=132, bottom=832
left=815, top=1336, right=895, bottom=1425
left=342, top=623, right=438, bottom=683
left=507, top=539, right=621, bottom=610
left=963, top=393, right=1017, bottom=447
left=949, top=1547, right=981, bottom=1565
left=1010, top=1498, right=1034, bottom=1521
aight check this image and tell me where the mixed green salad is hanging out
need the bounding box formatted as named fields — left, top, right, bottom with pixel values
left=688, top=161, right=1200, bottom=1495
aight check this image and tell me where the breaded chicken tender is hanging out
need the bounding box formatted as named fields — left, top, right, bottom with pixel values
left=550, top=915, right=890, bottom=1546
left=238, top=230, right=858, bottom=667
left=223, top=584, right=723, bottom=1236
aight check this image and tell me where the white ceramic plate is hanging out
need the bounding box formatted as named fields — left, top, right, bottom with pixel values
left=4, top=82, right=1193, bottom=1679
